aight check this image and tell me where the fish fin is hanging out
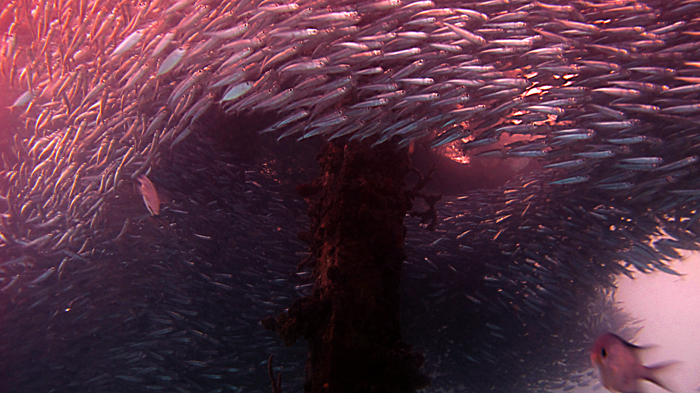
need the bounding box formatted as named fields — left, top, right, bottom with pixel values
left=626, top=341, right=659, bottom=352
left=613, top=333, right=659, bottom=352
left=615, top=334, right=653, bottom=351
left=643, top=360, right=681, bottom=392
left=622, top=340, right=646, bottom=350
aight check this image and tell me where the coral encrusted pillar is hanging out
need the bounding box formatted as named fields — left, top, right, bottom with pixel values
left=264, top=140, right=429, bottom=393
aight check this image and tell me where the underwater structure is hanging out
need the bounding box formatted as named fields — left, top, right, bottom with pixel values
left=0, top=0, right=699, bottom=392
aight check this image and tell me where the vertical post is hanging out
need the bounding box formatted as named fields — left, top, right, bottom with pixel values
left=264, top=140, right=429, bottom=393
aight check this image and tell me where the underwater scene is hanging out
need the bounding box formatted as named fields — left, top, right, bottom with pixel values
left=0, top=0, right=699, bottom=392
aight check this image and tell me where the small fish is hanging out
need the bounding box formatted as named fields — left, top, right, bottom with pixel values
left=550, top=175, right=589, bottom=185
left=591, top=333, right=676, bottom=393
left=111, top=29, right=143, bottom=57
left=157, top=47, right=186, bottom=76
left=10, top=90, right=33, bottom=108
left=150, top=32, right=175, bottom=59
left=221, top=81, right=253, bottom=102
left=136, top=175, right=160, bottom=216
left=445, top=23, right=486, bottom=45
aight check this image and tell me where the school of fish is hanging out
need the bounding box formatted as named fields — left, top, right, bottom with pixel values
left=0, top=0, right=699, bottom=392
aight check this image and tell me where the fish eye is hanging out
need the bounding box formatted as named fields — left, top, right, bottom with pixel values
left=601, top=348, right=607, bottom=358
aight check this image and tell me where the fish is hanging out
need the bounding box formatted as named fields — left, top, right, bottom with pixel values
left=591, top=333, right=677, bottom=393
left=157, top=47, right=186, bottom=76
left=10, top=89, right=33, bottom=108
left=136, top=174, right=160, bottom=216
left=111, top=29, right=143, bottom=57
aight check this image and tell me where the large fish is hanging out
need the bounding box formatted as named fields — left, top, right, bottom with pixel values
left=591, top=333, right=676, bottom=393
left=136, top=174, right=160, bottom=216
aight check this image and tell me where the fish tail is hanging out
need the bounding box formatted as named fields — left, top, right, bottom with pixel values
left=643, top=361, right=681, bottom=392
